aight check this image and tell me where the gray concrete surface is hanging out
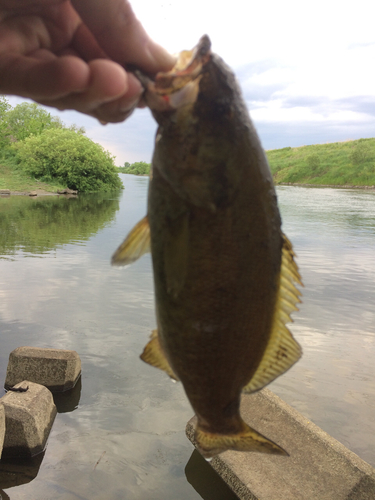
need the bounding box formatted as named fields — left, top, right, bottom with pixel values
left=186, top=388, right=375, bottom=500
left=1, top=380, right=57, bottom=458
left=5, top=346, right=81, bottom=392
left=0, top=403, right=5, bottom=459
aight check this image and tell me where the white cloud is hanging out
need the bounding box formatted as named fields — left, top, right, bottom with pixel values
left=5, top=0, right=375, bottom=157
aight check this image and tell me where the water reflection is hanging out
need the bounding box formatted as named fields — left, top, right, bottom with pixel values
left=0, top=192, right=121, bottom=258
left=0, top=452, right=45, bottom=490
left=53, top=377, right=82, bottom=414
left=185, top=451, right=239, bottom=500
left=0, top=179, right=374, bottom=498
left=274, top=186, right=375, bottom=465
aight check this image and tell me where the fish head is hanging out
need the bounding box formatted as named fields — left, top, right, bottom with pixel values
left=137, top=35, right=212, bottom=117
left=135, top=36, right=249, bottom=211
left=138, top=35, right=241, bottom=123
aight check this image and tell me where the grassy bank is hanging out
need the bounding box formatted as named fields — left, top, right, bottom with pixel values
left=0, top=158, right=65, bottom=193
left=119, top=139, right=375, bottom=188
left=3, top=137, right=375, bottom=192
left=267, top=138, right=375, bottom=186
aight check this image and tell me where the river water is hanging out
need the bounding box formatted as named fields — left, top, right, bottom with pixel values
left=0, top=175, right=374, bottom=499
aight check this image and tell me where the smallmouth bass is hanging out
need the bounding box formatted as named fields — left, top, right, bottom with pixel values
left=112, top=36, right=302, bottom=458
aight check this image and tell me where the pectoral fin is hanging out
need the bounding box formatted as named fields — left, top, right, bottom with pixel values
left=243, top=233, right=302, bottom=394
left=111, top=216, right=150, bottom=266
left=140, top=330, right=178, bottom=380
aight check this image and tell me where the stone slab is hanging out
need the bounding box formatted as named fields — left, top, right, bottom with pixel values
left=5, top=346, right=81, bottom=392
left=0, top=403, right=5, bottom=459
left=1, top=381, right=57, bottom=458
left=186, top=388, right=375, bottom=500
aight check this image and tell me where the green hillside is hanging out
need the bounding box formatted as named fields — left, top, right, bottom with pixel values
left=267, top=138, right=375, bottom=186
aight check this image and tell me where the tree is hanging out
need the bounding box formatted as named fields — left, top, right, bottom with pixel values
left=4, top=102, right=63, bottom=143
left=0, top=95, right=11, bottom=148
left=68, top=123, right=86, bottom=135
left=13, top=128, right=123, bottom=192
left=0, top=95, right=10, bottom=119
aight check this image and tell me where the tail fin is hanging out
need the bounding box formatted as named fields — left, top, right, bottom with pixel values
left=195, top=420, right=288, bottom=459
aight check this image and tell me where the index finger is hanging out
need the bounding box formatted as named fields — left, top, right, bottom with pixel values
left=72, top=0, right=175, bottom=73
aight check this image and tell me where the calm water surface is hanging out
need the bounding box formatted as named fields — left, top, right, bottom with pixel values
left=0, top=175, right=374, bottom=499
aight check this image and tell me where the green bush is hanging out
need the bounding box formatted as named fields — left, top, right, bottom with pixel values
left=13, top=128, right=123, bottom=192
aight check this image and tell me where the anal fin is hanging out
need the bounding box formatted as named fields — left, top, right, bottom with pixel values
left=140, top=330, right=178, bottom=380
left=243, top=233, right=302, bottom=394
left=111, top=216, right=150, bottom=266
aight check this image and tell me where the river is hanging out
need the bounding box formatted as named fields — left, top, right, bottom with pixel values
left=0, top=175, right=374, bottom=499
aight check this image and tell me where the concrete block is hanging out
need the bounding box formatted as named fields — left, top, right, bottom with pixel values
left=5, top=346, right=81, bottom=392
left=186, top=388, right=375, bottom=500
left=1, top=381, right=57, bottom=458
left=0, top=403, right=5, bottom=459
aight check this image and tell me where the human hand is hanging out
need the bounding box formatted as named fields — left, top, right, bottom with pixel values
left=0, top=0, right=175, bottom=122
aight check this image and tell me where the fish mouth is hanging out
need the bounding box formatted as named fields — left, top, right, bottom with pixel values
left=153, top=34, right=212, bottom=95
left=133, top=35, right=212, bottom=111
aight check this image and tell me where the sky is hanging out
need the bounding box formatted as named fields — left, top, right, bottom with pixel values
left=7, top=0, right=375, bottom=166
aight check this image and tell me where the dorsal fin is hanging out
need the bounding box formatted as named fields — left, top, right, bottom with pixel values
left=111, top=216, right=150, bottom=266
left=243, top=233, right=302, bottom=394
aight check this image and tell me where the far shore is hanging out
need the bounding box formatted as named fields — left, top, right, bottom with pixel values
left=2, top=183, right=375, bottom=198
left=277, top=182, right=375, bottom=189
left=1, top=189, right=71, bottom=197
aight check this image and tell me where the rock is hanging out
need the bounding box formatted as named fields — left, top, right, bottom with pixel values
left=5, top=346, right=81, bottom=393
left=57, top=188, right=78, bottom=195
left=0, top=189, right=10, bottom=195
left=0, top=403, right=5, bottom=459
left=1, top=381, right=57, bottom=458
left=29, top=191, right=37, bottom=196
left=186, top=388, right=375, bottom=500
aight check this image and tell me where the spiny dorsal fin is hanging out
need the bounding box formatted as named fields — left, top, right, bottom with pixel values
left=111, top=216, right=150, bottom=266
left=140, top=330, right=179, bottom=381
left=243, top=233, right=302, bottom=394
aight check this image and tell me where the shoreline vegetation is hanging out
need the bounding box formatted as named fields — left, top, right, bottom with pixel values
left=0, top=96, right=123, bottom=196
left=116, top=138, right=375, bottom=190
left=267, top=137, right=375, bottom=187
left=2, top=96, right=375, bottom=195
